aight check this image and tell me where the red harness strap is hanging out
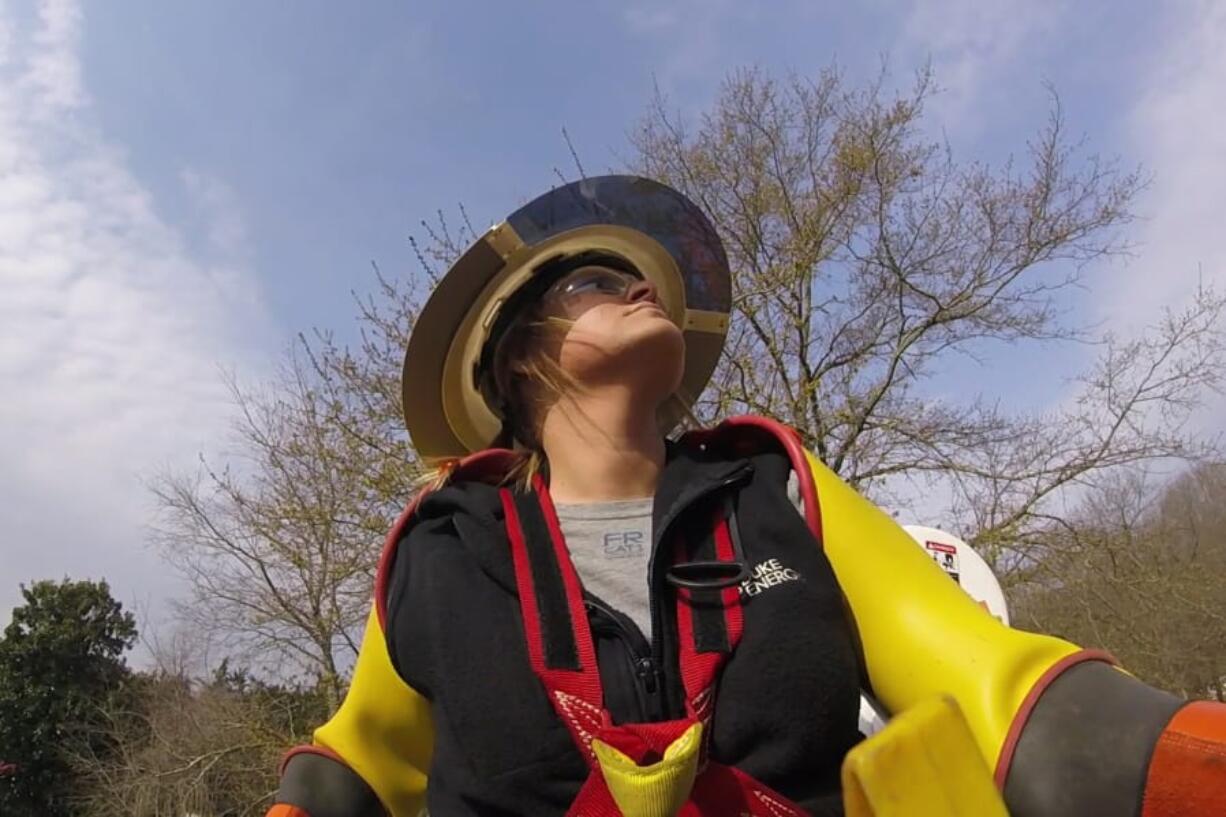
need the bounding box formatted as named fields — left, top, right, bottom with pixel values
left=500, top=474, right=808, bottom=817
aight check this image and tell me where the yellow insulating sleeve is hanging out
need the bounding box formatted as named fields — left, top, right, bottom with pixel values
left=314, top=604, right=434, bottom=817
left=806, top=451, right=1078, bottom=768
left=842, top=695, right=1009, bottom=817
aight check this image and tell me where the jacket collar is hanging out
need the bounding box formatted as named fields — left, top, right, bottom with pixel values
left=410, top=442, right=753, bottom=595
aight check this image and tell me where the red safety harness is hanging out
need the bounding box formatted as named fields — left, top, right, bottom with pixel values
left=499, top=469, right=809, bottom=817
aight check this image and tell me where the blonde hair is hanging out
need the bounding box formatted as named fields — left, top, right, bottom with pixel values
left=414, top=309, right=573, bottom=492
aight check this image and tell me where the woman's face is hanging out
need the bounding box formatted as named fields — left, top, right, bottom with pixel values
left=542, top=265, right=685, bottom=397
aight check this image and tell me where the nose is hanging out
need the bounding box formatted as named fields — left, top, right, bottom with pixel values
left=625, top=278, right=658, bottom=304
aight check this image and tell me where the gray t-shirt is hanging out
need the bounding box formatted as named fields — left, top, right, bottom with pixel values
left=554, top=472, right=804, bottom=644
left=554, top=497, right=656, bottom=641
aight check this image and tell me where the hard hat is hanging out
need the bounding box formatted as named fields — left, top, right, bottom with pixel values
left=401, top=175, right=731, bottom=460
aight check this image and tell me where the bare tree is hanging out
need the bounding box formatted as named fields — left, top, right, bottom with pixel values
left=150, top=228, right=446, bottom=703
left=1012, top=462, right=1226, bottom=699
left=152, top=330, right=422, bottom=707
left=631, top=65, right=1223, bottom=564
left=72, top=666, right=326, bottom=817
left=949, top=288, right=1225, bottom=568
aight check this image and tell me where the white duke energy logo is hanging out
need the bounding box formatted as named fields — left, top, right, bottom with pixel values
left=739, top=558, right=801, bottom=597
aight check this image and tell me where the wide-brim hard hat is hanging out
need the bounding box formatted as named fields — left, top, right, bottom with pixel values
left=401, top=175, right=731, bottom=461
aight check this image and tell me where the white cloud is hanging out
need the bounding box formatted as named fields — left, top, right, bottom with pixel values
left=20, top=0, right=84, bottom=116
left=0, top=1, right=273, bottom=635
left=899, top=0, right=1064, bottom=137
left=621, top=0, right=1062, bottom=137
left=619, top=0, right=763, bottom=96
left=1110, top=0, right=1226, bottom=436
left=898, top=0, right=1225, bottom=327
left=1114, top=0, right=1226, bottom=325
left=622, top=6, right=681, bottom=33
left=179, top=166, right=262, bottom=305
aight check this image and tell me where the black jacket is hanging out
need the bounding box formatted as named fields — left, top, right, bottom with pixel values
left=382, top=443, right=862, bottom=816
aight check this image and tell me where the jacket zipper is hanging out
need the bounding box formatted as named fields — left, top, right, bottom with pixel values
left=647, top=463, right=754, bottom=718
left=584, top=597, right=664, bottom=721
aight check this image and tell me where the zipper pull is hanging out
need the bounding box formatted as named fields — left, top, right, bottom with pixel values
left=636, top=656, right=659, bottom=694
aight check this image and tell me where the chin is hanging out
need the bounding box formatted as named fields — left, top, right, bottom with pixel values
left=631, top=326, right=686, bottom=397
left=561, top=322, right=685, bottom=394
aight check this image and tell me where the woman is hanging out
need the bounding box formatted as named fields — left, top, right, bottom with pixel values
left=266, top=177, right=1225, bottom=817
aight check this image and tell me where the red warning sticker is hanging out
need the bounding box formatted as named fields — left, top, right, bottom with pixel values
left=924, top=541, right=960, bottom=582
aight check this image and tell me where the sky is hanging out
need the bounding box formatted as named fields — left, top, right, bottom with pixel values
left=1, top=0, right=1223, bottom=644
